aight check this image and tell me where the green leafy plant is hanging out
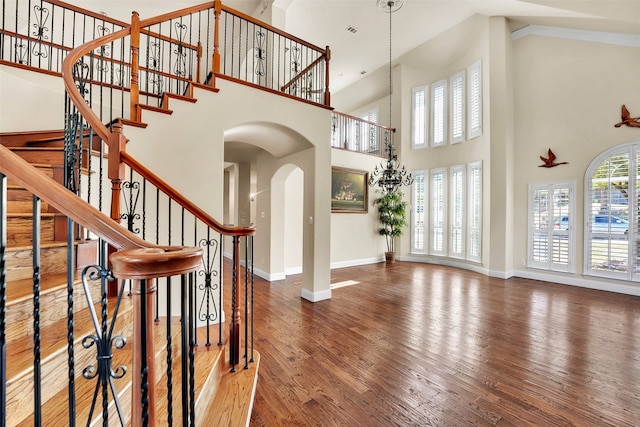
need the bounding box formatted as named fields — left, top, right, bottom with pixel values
left=373, top=190, right=407, bottom=254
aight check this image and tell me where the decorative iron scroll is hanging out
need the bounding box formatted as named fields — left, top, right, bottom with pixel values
left=173, top=22, right=188, bottom=78
left=121, top=181, right=141, bottom=234
left=81, top=265, right=127, bottom=426
left=31, top=4, right=50, bottom=58
left=254, top=31, right=266, bottom=77
left=198, top=237, right=220, bottom=346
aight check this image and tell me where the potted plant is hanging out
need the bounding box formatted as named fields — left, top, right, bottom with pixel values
left=373, top=190, right=407, bottom=264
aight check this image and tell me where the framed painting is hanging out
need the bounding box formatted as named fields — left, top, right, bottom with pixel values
left=331, top=167, right=368, bottom=213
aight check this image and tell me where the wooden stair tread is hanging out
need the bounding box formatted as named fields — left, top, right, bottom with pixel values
left=6, top=272, right=81, bottom=304
left=5, top=294, right=132, bottom=382
left=205, top=350, right=260, bottom=427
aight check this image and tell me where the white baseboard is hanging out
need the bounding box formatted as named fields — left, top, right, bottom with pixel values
left=516, top=269, right=640, bottom=296
left=285, top=266, right=302, bottom=275
left=301, top=287, right=331, bottom=302
left=330, top=256, right=384, bottom=269
left=253, top=267, right=285, bottom=282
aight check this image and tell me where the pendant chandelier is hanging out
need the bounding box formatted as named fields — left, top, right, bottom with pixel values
left=368, top=0, right=413, bottom=193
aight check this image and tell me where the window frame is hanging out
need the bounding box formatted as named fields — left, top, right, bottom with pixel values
left=528, top=181, right=575, bottom=273
left=411, top=86, right=428, bottom=149
left=467, top=161, right=482, bottom=262
left=449, top=165, right=466, bottom=258
left=584, top=142, right=638, bottom=281
left=467, top=59, right=483, bottom=140
left=450, top=71, right=466, bottom=144
left=430, top=80, right=447, bottom=148
left=411, top=170, right=428, bottom=254
left=430, top=168, right=447, bottom=255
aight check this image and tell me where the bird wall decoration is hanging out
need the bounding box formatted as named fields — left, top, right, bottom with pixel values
left=614, top=105, right=640, bottom=128
left=539, top=149, right=568, bottom=168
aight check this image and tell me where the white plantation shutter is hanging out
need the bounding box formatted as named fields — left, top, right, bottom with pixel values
left=412, top=86, right=427, bottom=149
left=431, top=80, right=447, bottom=147
left=411, top=171, right=427, bottom=253
left=467, top=161, right=482, bottom=262
left=430, top=168, right=447, bottom=255
left=450, top=72, right=465, bottom=144
left=528, top=182, right=574, bottom=272
left=468, top=60, right=482, bottom=139
left=585, top=145, right=639, bottom=281
left=449, top=166, right=465, bottom=257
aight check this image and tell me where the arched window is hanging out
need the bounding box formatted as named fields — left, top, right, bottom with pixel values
left=585, top=142, right=639, bottom=281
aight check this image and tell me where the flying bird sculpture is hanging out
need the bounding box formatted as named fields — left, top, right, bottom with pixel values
left=615, top=105, right=640, bottom=128
left=539, top=149, right=568, bottom=168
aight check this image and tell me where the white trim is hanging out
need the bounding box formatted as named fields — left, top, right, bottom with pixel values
left=301, top=287, right=332, bottom=302
left=411, top=85, right=428, bottom=149
left=330, top=256, right=384, bottom=269
left=253, top=267, right=285, bottom=282
left=449, top=71, right=465, bottom=144
left=284, top=266, right=302, bottom=275
left=512, top=25, right=640, bottom=48
left=400, top=254, right=489, bottom=276
left=517, top=269, right=640, bottom=297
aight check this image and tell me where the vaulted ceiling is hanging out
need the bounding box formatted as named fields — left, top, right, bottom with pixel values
left=68, top=0, right=640, bottom=94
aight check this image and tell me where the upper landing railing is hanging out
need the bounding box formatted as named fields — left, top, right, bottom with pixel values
left=0, top=0, right=331, bottom=109
left=331, top=111, right=393, bottom=158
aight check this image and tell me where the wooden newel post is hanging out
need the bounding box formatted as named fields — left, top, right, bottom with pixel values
left=212, top=0, right=222, bottom=85
left=130, top=278, right=158, bottom=427
left=324, top=46, right=331, bottom=107
left=130, top=11, right=141, bottom=122
left=107, top=122, right=126, bottom=224
left=110, top=247, right=203, bottom=427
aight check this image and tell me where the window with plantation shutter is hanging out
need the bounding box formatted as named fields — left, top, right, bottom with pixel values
left=431, top=80, right=447, bottom=147
left=411, top=171, right=428, bottom=253
left=412, top=86, right=428, bottom=149
left=450, top=72, right=465, bottom=144
left=467, top=161, right=482, bottom=262
left=468, top=60, right=482, bottom=139
left=449, top=166, right=465, bottom=257
left=585, top=143, right=639, bottom=281
left=430, top=168, right=447, bottom=255
left=528, top=182, right=574, bottom=272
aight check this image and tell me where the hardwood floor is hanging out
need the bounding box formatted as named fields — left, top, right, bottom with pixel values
left=248, top=262, right=640, bottom=427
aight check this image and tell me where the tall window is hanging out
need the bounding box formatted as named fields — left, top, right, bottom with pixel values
left=450, top=71, right=465, bottom=144
left=412, top=86, right=428, bottom=149
left=585, top=143, right=639, bottom=281
left=467, top=59, right=482, bottom=139
left=431, top=80, right=447, bottom=147
left=528, top=182, right=574, bottom=272
left=411, top=171, right=427, bottom=253
left=430, top=168, right=447, bottom=255
left=467, top=161, right=482, bottom=262
left=449, top=166, right=465, bottom=257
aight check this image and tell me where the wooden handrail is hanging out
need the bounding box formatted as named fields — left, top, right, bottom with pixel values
left=46, top=0, right=130, bottom=27
left=120, top=151, right=255, bottom=237
left=333, top=111, right=396, bottom=132
left=61, top=26, right=133, bottom=142
left=0, top=145, right=144, bottom=250
left=280, top=55, right=327, bottom=92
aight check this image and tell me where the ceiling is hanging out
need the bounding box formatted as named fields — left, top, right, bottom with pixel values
left=67, top=0, right=640, bottom=95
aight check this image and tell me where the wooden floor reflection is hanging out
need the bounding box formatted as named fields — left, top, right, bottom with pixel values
left=249, top=262, right=640, bottom=427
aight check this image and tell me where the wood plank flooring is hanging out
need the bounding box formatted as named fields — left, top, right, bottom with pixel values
left=248, top=262, right=640, bottom=427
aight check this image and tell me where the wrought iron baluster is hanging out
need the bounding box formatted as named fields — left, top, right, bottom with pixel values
left=218, top=232, right=223, bottom=346
left=80, top=241, right=126, bottom=427
left=140, top=279, right=150, bottom=427
left=180, top=273, right=188, bottom=424
left=32, top=196, right=42, bottom=426
left=165, top=274, right=173, bottom=426
left=198, top=231, right=219, bottom=347
left=31, top=3, right=50, bottom=62
left=244, top=235, right=249, bottom=370
left=121, top=178, right=141, bottom=234
left=66, top=217, right=76, bottom=427
left=250, top=235, right=255, bottom=363
left=189, top=272, right=196, bottom=427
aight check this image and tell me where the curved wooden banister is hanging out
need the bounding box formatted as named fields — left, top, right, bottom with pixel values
left=47, top=0, right=130, bottom=27
left=61, top=26, right=132, bottom=142
left=120, top=151, right=255, bottom=237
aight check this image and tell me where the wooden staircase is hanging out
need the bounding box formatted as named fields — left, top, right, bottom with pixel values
left=1, top=132, right=259, bottom=426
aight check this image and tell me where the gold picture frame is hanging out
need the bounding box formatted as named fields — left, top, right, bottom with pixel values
left=331, top=167, right=368, bottom=213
